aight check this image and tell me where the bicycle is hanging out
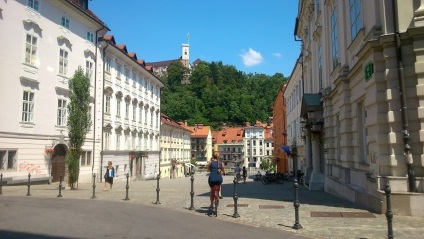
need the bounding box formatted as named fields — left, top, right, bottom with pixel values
left=211, top=185, right=220, bottom=217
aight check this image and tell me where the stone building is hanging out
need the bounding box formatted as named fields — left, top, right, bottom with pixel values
left=294, top=0, right=424, bottom=216
left=0, top=0, right=108, bottom=184
left=99, top=34, right=164, bottom=181
left=160, top=114, right=192, bottom=179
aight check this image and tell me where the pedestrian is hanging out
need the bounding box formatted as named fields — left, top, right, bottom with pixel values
left=104, top=161, right=115, bottom=191
left=235, top=164, right=241, bottom=183
left=242, top=166, right=247, bottom=184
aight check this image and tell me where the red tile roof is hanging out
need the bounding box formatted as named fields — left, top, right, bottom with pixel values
left=213, top=127, right=245, bottom=144
left=160, top=113, right=192, bottom=132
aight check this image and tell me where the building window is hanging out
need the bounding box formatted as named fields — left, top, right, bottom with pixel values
left=132, top=105, right=136, bottom=121
left=125, top=69, right=130, bottom=84
left=116, top=132, right=121, bottom=150
left=57, top=99, right=67, bottom=126
left=331, top=4, right=339, bottom=69
left=131, top=136, right=135, bottom=149
left=59, top=49, right=69, bottom=76
left=85, top=60, right=93, bottom=80
left=28, top=0, right=39, bottom=11
left=86, top=31, right=94, bottom=43
left=125, top=102, right=130, bottom=119
left=105, top=58, right=111, bottom=72
left=116, top=64, right=122, bottom=79
left=25, top=34, right=38, bottom=65
left=349, top=0, right=362, bottom=40
left=105, top=95, right=111, bottom=114
left=61, top=16, right=70, bottom=29
left=0, top=150, right=17, bottom=170
left=139, top=106, right=142, bottom=123
left=316, top=0, right=321, bottom=13
left=116, top=98, right=121, bottom=117
left=125, top=134, right=129, bottom=150
left=80, top=151, right=92, bottom=166
left=22, top=91, right=34, bottom=123
left=318, top=45, right=323, bottom=90
left=104, top=132, right=110, bottom=150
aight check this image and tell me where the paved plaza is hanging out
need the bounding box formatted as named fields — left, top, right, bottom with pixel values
left=1, top=172, right=423, bottom=239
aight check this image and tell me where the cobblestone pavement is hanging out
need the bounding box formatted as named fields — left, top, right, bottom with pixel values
left=1, top=172, right=423, bottom=239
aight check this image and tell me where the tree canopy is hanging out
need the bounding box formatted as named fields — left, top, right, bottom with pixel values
left=161, top=61, right=287, bottom=129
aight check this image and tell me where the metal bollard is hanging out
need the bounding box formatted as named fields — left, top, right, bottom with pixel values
left=154, top=172, right=161, bottom=205
left=26, top=173, right=31, bottom=196
left=91, top=173, right=96, bottom=199
left=0, top=173, right=3, bottom=195
left=189, top=174, right=195, bottom=210
left=232, top=177, right=240, bottom=218
left=124, top=173, right=130, bottom=201
left=385, top=183, right=394, bottom=239
left=57, top=173, right=63, bottom=197
left=292, top=179, right=303, bottom=229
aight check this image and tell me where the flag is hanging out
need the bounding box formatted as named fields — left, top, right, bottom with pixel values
left=186, top=33, right=190, bottom=41
left=281, top=146, right=291, bottom=156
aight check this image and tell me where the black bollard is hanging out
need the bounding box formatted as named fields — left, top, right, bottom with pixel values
left=26, top=173, right=31, bottom=196
left=189, top=174, right=195, bottom=210
left=124, top=173, right=130, bottom=201
left=0, top=173, right=3, bottom=195
left=57, top=173, right=63, bottom=197
left=232, top=177, right=240, bottom=218
left=292, top=179, right=302, bottom=229
left=154, top=172, right=161, bottom=205
left=91, top=173, right=96, bottom=199
left=385, top=183, right=394, bottom=239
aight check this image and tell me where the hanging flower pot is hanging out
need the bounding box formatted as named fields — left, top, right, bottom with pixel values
left=45, top=148, right=55, bottom=154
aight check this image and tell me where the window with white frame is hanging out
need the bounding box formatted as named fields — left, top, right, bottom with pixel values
left=132, top=72, right=137, bottom=87
left=59, top=48, right=68, bottom=76
left=139, top=105, right=142, bottom=123
left=125, top=68, right=130, bottom=84
left=125, top=134, right=129, bottom=149
left=57, top=99, right=67, bottom=126
left=85, top=60, right=93, bottom=80
left=0, top=150, right=17, bottom=170
left=150, top=111, right=154, bottom=126
left=125, top=101, right=130, bottom=119
left=131, top=135, right=135, bottom=149
left=349, top=0, right=362, bottom=40
left=116, top=64, right=122, bottom=79
left=61, top=16, right=70, bottom=29
left=144, top=108, right=148, bottom=124
left=116, top=132, right=121, bottom=150
left=105, top=95, right=111, bottom=114
left=331, top=4, right=339, bottom=69
left=22, top=91, right=34, bottom=123
left=86, top=31, right=94, bottom=43
left=25, top=34, right=38, bottom=65
left=132, top=105, right=136, bottom=121
left=104, top=132, right=110, bottom=150
left=28, top=0, right=39, bottom=11
left=105, top=58, right=111, bottom=73
left=80, top=151, right=92, bottom=166
left=116, top=98, right=121, bottom=117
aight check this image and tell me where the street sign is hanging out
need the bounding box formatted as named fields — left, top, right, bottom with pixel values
left=365, top=62, right=374, bottom=81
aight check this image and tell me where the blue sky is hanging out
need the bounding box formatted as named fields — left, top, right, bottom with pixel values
left=90, top=0, right=301, bottom=77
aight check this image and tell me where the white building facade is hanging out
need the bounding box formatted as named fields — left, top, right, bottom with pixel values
left=0, top=0, right=108, bottom=184
left=99, top=35, right=164, bottom=181
left=295, top=0, right=424, bottom=216
left=160, top=114, right=192, bottom=179
left=244, top=122, right=266, bottom=169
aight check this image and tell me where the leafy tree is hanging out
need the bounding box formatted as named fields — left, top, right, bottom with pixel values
left=66, top=67, right=92, bottom=189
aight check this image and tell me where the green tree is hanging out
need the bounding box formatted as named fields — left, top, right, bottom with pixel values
left=66, top=67, right=92, bottom=189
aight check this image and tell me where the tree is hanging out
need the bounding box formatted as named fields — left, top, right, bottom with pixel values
left=66, top=67, right=92, bottom=189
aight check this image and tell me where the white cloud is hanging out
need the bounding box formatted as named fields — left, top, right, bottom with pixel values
left=240, top=48, right=264, bottom=67
left=272, top=52, right=282, bottom=58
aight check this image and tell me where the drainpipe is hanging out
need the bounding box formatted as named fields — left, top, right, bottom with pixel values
left=392, top=0, right=416, bottom=192
left=97, top=36, right=109, bottom=183
left=92, top=26, right=106, bottom=179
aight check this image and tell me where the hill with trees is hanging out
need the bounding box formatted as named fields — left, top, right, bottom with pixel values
left=160, top=61, right=287, bottom=129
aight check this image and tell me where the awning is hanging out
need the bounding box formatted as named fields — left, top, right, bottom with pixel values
left=281, top=146, right=291, bottom=156
left=300, top=93, right=323, bottom=118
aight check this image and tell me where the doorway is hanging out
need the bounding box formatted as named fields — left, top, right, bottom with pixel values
left=51, top=144, right=67, bottom=182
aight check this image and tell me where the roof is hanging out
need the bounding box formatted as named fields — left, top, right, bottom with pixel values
left=187, top=124, right=210, bottom=138
left=146, top=59, right=180, bottom=68
left=66, top=0, right=110, bottom=30
left=213, top=127, right=245, bottom=144
left=160, top=113, right=192, bottom=132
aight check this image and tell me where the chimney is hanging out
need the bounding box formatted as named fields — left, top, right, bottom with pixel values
left=184, top=120, right=188, bottom=126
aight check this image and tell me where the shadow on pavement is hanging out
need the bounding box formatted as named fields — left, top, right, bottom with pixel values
left=0, top=230, right=75, bottom=239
